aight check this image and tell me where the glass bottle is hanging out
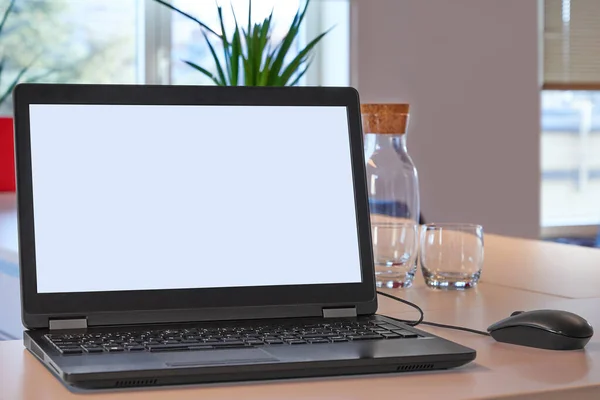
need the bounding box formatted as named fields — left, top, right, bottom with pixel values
left=362, top=104, right=420, bottom=288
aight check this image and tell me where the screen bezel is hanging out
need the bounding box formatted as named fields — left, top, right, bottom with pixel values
left=14, top=84, right=376, bottom=328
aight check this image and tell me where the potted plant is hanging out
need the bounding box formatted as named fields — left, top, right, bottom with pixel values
left=0, top=0, right=27, bottom=192
left=154, top=0, right=331, bottom=86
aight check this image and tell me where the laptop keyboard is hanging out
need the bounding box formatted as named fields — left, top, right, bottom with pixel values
left=44, top=319, right=421, bottom=354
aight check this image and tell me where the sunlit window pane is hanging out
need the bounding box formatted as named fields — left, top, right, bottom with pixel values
left=541, top=91, right=600, bottom=226
left=0, top=0, right=140, bottom=113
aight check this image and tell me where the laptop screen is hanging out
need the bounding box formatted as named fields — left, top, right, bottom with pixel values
left=28, top=104, right=362, bottom=294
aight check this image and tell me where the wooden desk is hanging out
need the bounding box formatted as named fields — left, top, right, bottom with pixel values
left=1, top=279, right=600, bottom=399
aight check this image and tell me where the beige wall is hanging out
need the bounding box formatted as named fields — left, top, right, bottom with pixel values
left=351, top=0, right=541, bottom=239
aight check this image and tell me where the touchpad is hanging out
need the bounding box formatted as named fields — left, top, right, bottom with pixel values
left=158, top=348, right=279, bottom=367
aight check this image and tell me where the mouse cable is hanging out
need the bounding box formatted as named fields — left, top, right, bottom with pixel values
left=376, top=290, right=490, bottom=337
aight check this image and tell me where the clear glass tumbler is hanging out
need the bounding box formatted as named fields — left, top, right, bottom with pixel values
left=420, top=223, right=484, bottom=289
left=371, top=222, right=419, bottom=288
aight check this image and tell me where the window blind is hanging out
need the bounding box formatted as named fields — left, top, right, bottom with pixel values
left=544, top=0, right=600, bottom=90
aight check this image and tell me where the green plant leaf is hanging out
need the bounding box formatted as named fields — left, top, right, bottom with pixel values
left=0, top=58, right=5, bottom=88
left=247, top=0, right=252, bottom=41
left=239, top=27, right=251, bottom=86
left=255, top=11, right=274, bottom=85
left=201, top=31, right=227, bottom=85
left=0, top=0, right=16, bottom=36
left=288, top=56, right=314, bottom=87
left=230, top=14, right=243, bottom=86
left=158, top=0, right=331, bottom=87
left=258, top=11, right=273, bottom=56
left=216, top=5, right=232, bottom=85
left=153, top=0, right=221, bottom=39
left=242, top=26, right=255, bottom=85
left=254, top=27, right=266, bottom=85
left=252, top=23, right=264, bottom=85
left=246, top=25, right=257, bottom=85
left=265, top=1, right=309, bottom=85
left=277, top=27, right=332, bottom=85
left=183, top=60, right=223, bottom=85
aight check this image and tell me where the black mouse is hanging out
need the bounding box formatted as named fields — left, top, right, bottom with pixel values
left=487, top=309, right=594, bottom=350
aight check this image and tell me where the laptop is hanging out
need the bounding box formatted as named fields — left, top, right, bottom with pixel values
left=13, top=83, right=475, bottom=389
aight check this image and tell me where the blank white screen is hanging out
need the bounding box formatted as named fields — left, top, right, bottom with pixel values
left=29, top=104, right=362, bottom=293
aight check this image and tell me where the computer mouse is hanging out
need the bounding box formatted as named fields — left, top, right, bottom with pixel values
left=487, top=309, right=594, bottom=350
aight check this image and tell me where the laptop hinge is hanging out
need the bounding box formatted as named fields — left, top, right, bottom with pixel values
left=49, top=318, right=88, bottom=330
left=322, top=307, right=357, bottom=318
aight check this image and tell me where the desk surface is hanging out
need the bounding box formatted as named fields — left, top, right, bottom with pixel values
left=2, top=192, right=600, bottom=399
left=2, top=284, right=600, bottom=400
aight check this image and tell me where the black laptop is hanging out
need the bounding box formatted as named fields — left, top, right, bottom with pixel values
left=13, top=83, right=475, bottom=390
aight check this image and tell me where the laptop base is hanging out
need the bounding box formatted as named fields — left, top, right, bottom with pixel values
left=25, top=316, right=476, bottom=390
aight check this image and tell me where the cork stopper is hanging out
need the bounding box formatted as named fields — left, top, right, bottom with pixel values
left=361, top=103, right=409, bottom=134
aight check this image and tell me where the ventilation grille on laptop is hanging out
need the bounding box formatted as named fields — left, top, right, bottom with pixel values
left=114, top=378, right=158, bottom=388
left=397, top=363, right=434, bottom=372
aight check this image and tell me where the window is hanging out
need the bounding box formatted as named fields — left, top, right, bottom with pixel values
left=0, top=0, right=140, bottom=114
left=0, top=0, right=349, bottom=114
left=541, top=0, right=600, bottom=231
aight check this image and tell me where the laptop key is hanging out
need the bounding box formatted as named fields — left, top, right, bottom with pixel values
left=401, top=333, right=419, bottom=338
left=285, top=339, right=307, bottom=345
left=377, top=324, right=400, bottom=330
left=125, top=345, right=146, bottom=351
left=373, top=329, right=391, bottom=334
left=391, top=330, right=419, bottom=338
left=381, top=332, right=401, bottom=338
left=330, top=338, right=349, bottom=342
left=187, top=345, right=215, bottom=351
left=104, top=346, right=125, bottom=352
left=59, top=347, right=83, bottom=354
left=58, top=341, right=80, bottom=346
left=301, top=333, right=335, bottom=339
left=264, top=339, right=284, bottom=345
left=147, top=344, right=189, bottom=351
left=82, top=346, right=105, bottom=353
left=347, top=334, right=383, bottom=341
left=211, top=341, right=246, bottom=347
left=307, top=339, right=329, bottom=344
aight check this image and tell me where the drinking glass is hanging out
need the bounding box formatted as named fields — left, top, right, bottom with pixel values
left=420, top=223, right=484, bottom=289
left=371, top=222, right=419, bottom=288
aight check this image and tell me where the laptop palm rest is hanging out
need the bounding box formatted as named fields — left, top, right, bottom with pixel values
left=159, top=348, right=279, bottom=367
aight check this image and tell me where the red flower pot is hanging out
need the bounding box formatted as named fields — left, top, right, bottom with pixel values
left=0, top=117, right=15, bottom=192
